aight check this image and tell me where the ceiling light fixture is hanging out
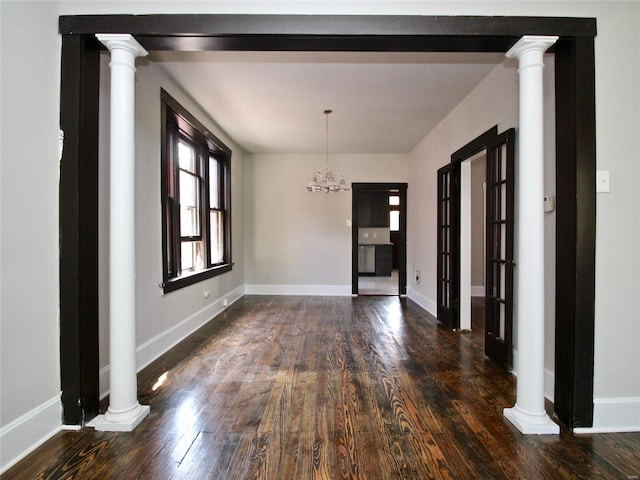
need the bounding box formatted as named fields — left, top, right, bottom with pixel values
left=307, top=109, right=350, bottom=193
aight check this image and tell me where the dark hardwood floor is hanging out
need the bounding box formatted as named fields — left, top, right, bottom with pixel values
left=4, top=296, right=639, bottom=479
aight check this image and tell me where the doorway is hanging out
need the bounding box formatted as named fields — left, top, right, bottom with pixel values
left=460, top=150, right=487, bottom=331
left=351, top=183, right=407, bottom=296
left=59, top=14, right=596, bottom=429
left=437, top=126, right=515, bottom=369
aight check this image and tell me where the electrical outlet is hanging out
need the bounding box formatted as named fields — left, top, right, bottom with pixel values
left=596, top=170, right=610, bottom=193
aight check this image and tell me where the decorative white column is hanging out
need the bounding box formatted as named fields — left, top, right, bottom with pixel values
left=504, top=36, right=559, bottom=434
left=89, top=34, right=149, bottom=432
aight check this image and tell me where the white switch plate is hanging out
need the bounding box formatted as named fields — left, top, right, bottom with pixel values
left=543, top=195, right=555, bottom=213
left=596, top=170, right=610, bottom=193
left=346, top=219, right=352, bottom=227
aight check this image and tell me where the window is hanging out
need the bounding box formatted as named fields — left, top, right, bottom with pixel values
left=389, top=195, right=400, bottom=232
left=161, top=89, right=232, bottom=293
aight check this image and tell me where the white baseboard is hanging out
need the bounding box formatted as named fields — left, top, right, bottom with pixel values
left=406, top=287, right=437, bottom=317
left=574, top=397, right=640, bottom=433
left=0, top=396, right=61, bottom=474
left=99, top=285, right=245, bottom=399
left=471, top=286, right=485, bottom=297
left=244, top=284, right=352, bottom=296
left=544, top=368, right=554, bottom=402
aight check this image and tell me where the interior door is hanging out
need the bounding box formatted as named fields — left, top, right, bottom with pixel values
left=484, top=129, right=515, bottom=368
left=437, top=164, right=456, bottom=328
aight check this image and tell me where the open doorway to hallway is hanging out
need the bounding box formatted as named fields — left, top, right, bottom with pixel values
left=465, top=152, right=487, bottom=331
left=437, top=126, right=515, bottom=369
left=352, top=183, right=407, bottom=296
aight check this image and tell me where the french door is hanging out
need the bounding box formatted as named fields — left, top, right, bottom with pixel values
left=437, top=127, right=514, bottom=369
left=484, top=129, right=515, bottom=368
left=437, top=163, right=456, bottom=329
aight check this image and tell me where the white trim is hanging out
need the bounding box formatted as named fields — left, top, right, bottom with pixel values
left=406, top=287, right=437, bottom=318
left=0, top=396, right=61, bottom=474
left=460, top=160, right=472, bottom=331
left=244, top=284, right=351, bottom=296
left=573, top=397, right=640, bottom=433
left=471, top=286, right=485, bottom=297
left=503, top=406, right=559, bottom=434
left=544, top=367, right=555, bottom=402
left=99, top=285, right=245, bottom=398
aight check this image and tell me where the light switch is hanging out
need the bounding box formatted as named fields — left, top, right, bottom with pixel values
left=346, top=219, right=352, bottom=227
left=544, top=195, right=555, bottom=213
left=596, top=170, right=610, bottom=193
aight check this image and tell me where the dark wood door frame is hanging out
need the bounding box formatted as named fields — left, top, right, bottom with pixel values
left=58, top=14, right=596, bottom=429
left=446, top=126, right=500, bottom=331
left=352, top=183, right=408, bottom=296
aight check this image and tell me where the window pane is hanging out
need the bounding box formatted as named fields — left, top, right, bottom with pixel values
left=178, top=139, right=196, bottom=172
left=390, top=211, right=400, bottom=231
left=210, top=210, right=224, bottom=264
left=389, top=195, right=400, bottom=206
left=180, top=171, right=200, bottom=237
left=181, top=240, right=204, bottom=272
left=209, top=156, right=220, bottom=209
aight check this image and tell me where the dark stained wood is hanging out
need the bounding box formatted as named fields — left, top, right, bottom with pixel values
left=484, top=129, right=515, bottom=369
left=358, top=191, right=389, bottom=228
left=58, top=33, right=102, bottom=425
left=443, top=125, right=500, bottom=332
left=58, top=14, right=598, bottom=36
left=58, top=14, right=598, bottom=55
left=159, top=89, right=233, bottom=293
left=554, top=35, right=597, bottom=429
left=6, top=296, right=639, bottom=479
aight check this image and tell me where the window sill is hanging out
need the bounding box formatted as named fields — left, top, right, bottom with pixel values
left=162, top=263, right=233, bottom=294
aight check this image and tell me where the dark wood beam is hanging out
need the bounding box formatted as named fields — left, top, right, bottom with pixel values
left=59, top=14, right=596, bottom=38
left=59, top=14, right=596, bottom=53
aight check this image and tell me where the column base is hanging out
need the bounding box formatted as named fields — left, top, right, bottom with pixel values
left=504, top=406, right=559, bottom=435
left=87, top=403, right=150, bottom=432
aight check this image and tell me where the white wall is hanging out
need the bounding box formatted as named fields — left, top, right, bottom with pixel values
left=407, top=60, right=522, bottom=314
left=244, top=153, right=407, bottom=294
left=1, top=0, right=638, bottom=473
left=470, top=155, right=486, bottom=292
left=587, top=1, right=640, bottom=431
left=0, top=1, right=63, bottom=472
left=406, top=56, right=557, bottom=398
left=97, top=54, right=246, bottom=397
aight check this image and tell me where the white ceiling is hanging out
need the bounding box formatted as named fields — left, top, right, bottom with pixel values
left=150, top=51, right=505, bottom=155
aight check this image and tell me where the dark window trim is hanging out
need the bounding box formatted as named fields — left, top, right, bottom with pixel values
left=160, top=88, right=232, bottom=294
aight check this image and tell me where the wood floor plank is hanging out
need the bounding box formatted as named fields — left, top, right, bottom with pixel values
left=4, top=295, right=640, bottom=480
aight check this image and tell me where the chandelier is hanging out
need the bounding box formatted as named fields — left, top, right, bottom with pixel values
left=306, top=109, right=350, bottom=193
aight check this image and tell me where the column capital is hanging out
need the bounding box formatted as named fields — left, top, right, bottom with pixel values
left=96, top=34, right=148, bottom=58
left=506, top=35, right=558, bottom=60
